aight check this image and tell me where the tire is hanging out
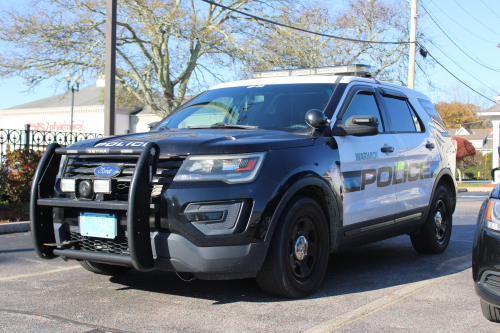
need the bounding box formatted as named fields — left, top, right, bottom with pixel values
left=256, top=196, right=329, bottom=298
left=79, top=260, right=132, bottom=276
left=410, top=185, right=453, bottom=254
left=481, top=300, right=500, bottom=322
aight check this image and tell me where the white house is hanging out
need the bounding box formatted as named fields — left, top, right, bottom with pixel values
left=0, top=85, right=163, bottom=135
left=448, top=127, right=493, bottom=155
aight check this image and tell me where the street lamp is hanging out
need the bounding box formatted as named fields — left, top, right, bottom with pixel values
left=65, top=72, right=82, bottom=139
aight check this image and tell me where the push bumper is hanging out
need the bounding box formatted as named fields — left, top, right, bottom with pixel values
left=31, top=143, right=269, bottom=279
left=31, top=142, right=160, bottom=272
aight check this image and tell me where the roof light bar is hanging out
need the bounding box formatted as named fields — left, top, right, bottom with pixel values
left=252, top=64, right=372, bottom=79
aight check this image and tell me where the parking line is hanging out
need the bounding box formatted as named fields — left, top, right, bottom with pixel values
left=0, top=265, right=81, bottom=282
left=0, top=309, right=135, bottom=333
left=304, top=271, right=463, bottom=333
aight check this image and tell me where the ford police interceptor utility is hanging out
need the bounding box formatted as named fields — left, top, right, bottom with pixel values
left=30, top=64, right=457, bottom=298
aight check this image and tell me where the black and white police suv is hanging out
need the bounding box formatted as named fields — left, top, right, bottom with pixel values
left=30, top=64, right=457, bottom=298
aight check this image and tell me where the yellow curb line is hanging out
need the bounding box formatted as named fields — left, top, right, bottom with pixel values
left=0, top=265, right=81, bottom=282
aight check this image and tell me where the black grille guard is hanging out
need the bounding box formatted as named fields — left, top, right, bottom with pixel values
left=30, top=142, right=160, bottom=272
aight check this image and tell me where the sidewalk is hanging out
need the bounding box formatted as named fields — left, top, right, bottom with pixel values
left=0, top=221, right=30, bottom=235
left=459, top=187, right=493, bottom=193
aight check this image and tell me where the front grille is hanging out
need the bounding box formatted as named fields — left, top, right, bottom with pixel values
left=63, top=155, right=185, bottom=198
left=70, top=231, right=129, bottom=255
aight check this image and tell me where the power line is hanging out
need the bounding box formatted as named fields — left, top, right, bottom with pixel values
left=479, top=0, right=500, bottom=21
left=421, top=3, right=499, bottom=70
left=420, top=4, right=500, bottom=72
left=424, top=39, right=500, bottom=95
left=201, top=0, right=412, bottom=45
left=452, top=0, right=500, bottom=37
left=428, top=0, right=497, bottom=44
left=423, top=47, right=498, bottom=104
left=202, top=0, right=497, bottom=104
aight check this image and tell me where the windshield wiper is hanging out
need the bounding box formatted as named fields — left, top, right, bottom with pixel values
left=188, top=122, right=258, bottom=129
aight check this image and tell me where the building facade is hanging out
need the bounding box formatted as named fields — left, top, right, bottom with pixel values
left=0, top=85, right=162, bottom=135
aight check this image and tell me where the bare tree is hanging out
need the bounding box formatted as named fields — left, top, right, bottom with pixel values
left=237, top=0, right=431, bottom=85
left=0, top=0, right=287, bottom=118
left=445, top=81, right=497, bottom=111
left=0, top=0, right=435, bottom=119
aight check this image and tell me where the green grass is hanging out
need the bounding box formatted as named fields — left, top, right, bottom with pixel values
left=0, top=201, right=29, bottom=215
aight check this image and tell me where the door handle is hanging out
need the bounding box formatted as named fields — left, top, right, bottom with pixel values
left=426, top=143, right=435, bottom=149
left=381, top=146, right=395, bottom=153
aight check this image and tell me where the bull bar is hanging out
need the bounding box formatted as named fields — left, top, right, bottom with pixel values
left=30, top=142, right=160, bottom=272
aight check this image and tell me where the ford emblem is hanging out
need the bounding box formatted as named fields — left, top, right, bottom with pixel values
left=94, top=165, right=121, bottom=178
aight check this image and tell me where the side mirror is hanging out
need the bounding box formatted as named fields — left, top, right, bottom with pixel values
left=305, top=109, right=331, bottom=129
left=332, top=115, right=379, bottom=137
left=147, top=121, right=159, bottom=131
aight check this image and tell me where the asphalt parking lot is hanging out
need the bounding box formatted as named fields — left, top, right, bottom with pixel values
left=1, top=192, right=499, bottom=333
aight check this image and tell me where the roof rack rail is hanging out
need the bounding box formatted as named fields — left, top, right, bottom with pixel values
left=252, top=64, right=372, bottom=79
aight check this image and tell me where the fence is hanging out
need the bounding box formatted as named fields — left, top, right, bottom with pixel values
left=0, top=124, right=103, bottom=162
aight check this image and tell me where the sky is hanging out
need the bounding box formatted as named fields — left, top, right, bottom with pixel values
left=0, top=0, right=499, bottom=110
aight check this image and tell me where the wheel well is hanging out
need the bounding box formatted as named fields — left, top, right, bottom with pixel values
left=436, top=174, right=456, bottom=213
left=293, top=185, right=340, bottom=252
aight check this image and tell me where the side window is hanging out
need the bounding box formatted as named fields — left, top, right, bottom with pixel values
left=343, top=93, right=384, bottom=133
left=417, top=98, right=449, bottom=133
left=382, top=96, right=416, bottom=132
left=408, top=102, right=425, bottom=133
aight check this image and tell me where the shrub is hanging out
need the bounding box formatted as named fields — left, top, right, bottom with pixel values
left=0, top=147, right=43, bottom=203
left=453, top=137, right=477, bottom=182
left=464, top=152, right=493, bottom=180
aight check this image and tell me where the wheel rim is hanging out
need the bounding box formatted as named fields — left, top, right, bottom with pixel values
left=434, top=198, right=448, bottom=243
left=288, top=217, right=320, bottom=280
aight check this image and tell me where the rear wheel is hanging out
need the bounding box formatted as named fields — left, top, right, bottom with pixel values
left=79, top=260, right=132, bottom=275
left=256, top=197, right=329, bottom=298
left=481, top=300, right=500, bottom=322
left=410, top=185, right=453, bottom=254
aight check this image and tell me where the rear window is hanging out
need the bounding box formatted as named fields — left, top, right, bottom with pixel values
left=417, top=98, right=448, bottom=134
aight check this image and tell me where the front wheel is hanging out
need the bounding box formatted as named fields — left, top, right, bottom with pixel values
left=410, top=185, right=453, bottom=254
left=256, top=197, right=329, bottom=298
left=79, top=260, right=132, bottom=276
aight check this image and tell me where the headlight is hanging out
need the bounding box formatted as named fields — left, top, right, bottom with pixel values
left=484, top=198, right=500, bottom=231
left=173, top=152, right=266, bottom=183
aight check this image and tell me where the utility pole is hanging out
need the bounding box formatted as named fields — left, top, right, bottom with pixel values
left=104, top=0, right=117, bottom=136
left=408, top=0, right=418, bottom=89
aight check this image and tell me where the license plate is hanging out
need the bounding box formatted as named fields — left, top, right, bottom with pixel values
left=79, top=213, right=117, bottom=239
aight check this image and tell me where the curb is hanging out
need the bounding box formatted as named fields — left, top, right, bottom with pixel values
left=0, top=221, right=30, bottom=235
left=458, top=187, right=493, bottom=193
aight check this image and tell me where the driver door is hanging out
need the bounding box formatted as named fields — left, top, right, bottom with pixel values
left=334, top=85, right=398, bottom=228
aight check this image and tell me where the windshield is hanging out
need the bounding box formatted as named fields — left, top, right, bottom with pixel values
left=155, top=83, right=336, bottom=134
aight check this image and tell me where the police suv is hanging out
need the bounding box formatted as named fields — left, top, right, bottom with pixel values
left=31, top=64, right=457, bottom=298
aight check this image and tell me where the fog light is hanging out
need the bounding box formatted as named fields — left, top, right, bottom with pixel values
left=61, top=178, right=75, bottom=192
left=78, top=180, right=93, bottom=199
left=184, top=201, right=242, bottom=235
left=94, top=179, right=112, bottom=194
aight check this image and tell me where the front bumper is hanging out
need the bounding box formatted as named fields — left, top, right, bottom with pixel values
left=52, top=223, right=268, bottom=279
left=473, top=218, right=500, bottom=308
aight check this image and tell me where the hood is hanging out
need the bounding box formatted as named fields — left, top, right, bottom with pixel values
left=71, top=129, right=314, bottom=157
